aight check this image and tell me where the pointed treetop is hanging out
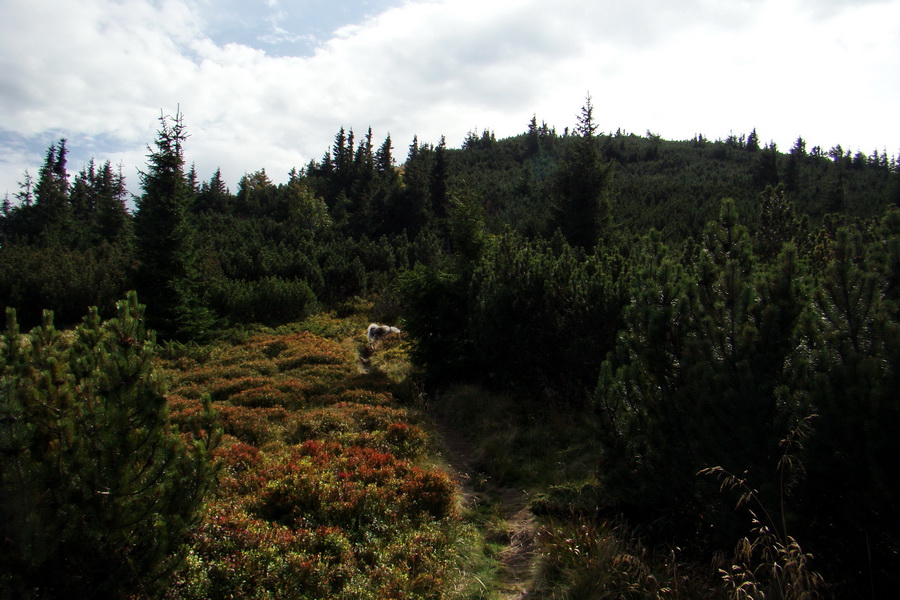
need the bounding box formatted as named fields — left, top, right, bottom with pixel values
left=576, top=93, right=599, bottom=139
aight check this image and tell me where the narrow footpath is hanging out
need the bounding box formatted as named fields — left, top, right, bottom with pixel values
left=434, top=418, right=540, bottom=599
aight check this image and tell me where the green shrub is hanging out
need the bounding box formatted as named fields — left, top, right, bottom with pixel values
left=210, top=276, right=318, bottom=326
left=0, top=242, right=134, bottom=329
left=0, top=292, right=218, bottom=599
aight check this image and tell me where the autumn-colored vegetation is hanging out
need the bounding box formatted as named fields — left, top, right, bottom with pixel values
left=160, top=318, right=472, bottom=600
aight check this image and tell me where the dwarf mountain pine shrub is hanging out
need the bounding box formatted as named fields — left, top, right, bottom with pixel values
left=0, top=292, right=218, bottom=599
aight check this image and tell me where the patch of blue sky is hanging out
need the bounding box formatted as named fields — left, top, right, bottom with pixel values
left=199, top=0, right=405, bottom=57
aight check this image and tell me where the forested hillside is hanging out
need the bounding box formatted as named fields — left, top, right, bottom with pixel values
left=2, top=103, right=899, bottom=598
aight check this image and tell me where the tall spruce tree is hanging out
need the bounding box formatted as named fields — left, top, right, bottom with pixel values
left=68, top=157, right=97, bottom=237
left=751, top=142, right=780, bottom=190
left=431, top=135, right=449, bottom=224
left=364, top=133, right=400, bottom=236
left=134, top=110, right=215, bottom=338
left=395, top=136, right=432, bottom=235
left=375, top=133, right=395, bottom=176
left=93, top=161, right=131, bottom=244
left=552, top=95, right=613, bottom=250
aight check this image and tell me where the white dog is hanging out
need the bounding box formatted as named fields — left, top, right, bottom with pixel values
left=367, top=323, right=401, bottom=345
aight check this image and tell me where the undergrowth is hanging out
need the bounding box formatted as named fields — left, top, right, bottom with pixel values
left=429, top=384, right=600, bottom=490
left=431, top=384, right=827, bottom=599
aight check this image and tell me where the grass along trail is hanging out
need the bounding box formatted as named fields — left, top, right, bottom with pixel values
left=431, top=412, right=541, bottom=599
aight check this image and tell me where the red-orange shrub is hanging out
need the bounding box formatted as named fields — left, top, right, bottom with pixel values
left=217, top=405, right=289, bottom=445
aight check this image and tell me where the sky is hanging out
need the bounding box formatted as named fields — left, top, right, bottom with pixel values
left=1, top=0, right=899, bottom=199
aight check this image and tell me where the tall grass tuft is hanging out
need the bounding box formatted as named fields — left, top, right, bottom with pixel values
left=719, top=513, right=823, bottom=600
left=533, top=517, right=707, bottom=599
left=701, top=466, right=824, bottom=600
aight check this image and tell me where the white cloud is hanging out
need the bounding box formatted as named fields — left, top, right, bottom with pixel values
left=1, top=0, right=898, bottom=198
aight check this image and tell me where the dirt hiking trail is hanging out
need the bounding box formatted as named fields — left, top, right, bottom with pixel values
left=434, top=418, right=540, bottom=599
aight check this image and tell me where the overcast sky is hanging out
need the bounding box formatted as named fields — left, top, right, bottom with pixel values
left=2, top=0, right=899, bottom=198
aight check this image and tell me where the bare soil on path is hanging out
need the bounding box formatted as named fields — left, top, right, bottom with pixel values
left=432, top=417, right=541, bottom=599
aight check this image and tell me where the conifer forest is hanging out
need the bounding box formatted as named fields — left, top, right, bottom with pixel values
left=2, top=101, right=899, bottom=599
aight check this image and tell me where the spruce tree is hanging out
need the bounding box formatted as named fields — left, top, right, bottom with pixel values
left=746, top=128, right=760, bottom=152
left=751, top=142, right=780, bottom=189
left=431, top=135, right=449, bottom=224
left=134, top=111, right=216, bottom=338
left=367, top=133, right=400, bottom=236
left=15, top=170, right=34, bottom=207
left=70, top=159, right=132, bottom=246
left=526, top=114, right=540, bottom=156
left=33, top=139, right=74, bottom=245
left=347, top=128, right=377, bottom=237
left=68, top=158, right=97, bottom=238
left=195, top=168, right=230, bottom=214
left=93, top=161, right=131, bottom=244
left=395, top=136, right=432, bottom=234
left=552, top=95, right=613, bottom=250
left=375, top=133, right=395, bottom=176
left=784, top=137, right=806, bottom=191
left=0, top=292, right=218, bottom=599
